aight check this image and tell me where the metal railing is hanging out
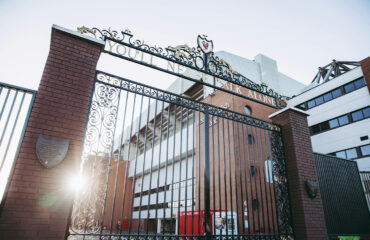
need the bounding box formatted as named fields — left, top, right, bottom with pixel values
left=0, top=82, right=36, bottom=208
left=360, top=171, right=370, bottom=210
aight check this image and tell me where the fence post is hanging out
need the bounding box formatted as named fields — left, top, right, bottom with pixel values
left=203, top=105, right=211, bottom=239
left=0, top=25, right=104, bottom=239
left=270, top=107, right=328, bottom=240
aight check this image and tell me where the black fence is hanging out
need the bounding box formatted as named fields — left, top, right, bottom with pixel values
left=66, top=71, right=293, bottom=239
left=315, top=153, right=370, bottom=237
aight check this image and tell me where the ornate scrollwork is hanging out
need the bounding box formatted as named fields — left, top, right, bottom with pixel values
left=270, top=131, right=294, bottom=237
left=78, top=26, right=289, bottom=102
left=69, top=80, right=120, bottom=234
left=96, top=71, right=281, bottom=132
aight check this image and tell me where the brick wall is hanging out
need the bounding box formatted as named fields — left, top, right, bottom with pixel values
left=0, top=26, right=103, bottom=239
left=271, top=108, right=328, bottom=239
left=360, top=56, right=370, bottom=92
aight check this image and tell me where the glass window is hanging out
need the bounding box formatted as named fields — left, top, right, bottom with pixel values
left=298, top=103, right=306, bottom=110
left=323, top=92, right=333, bottom=102
left=336, top=151, right=346, bottom=159
left=338, top=115, right=349, bottom=126
left=248, top=134, right=254, bottom=144
left=320, top=121, right=330, bottom=131
left=332, top=88, right=342, bottom=98
left=307, top=99, right=316, bottom=109
left=344, top=82, right=355, bottom=93
left=351, top=110, right=364, bottom=121
left=345, top=148, right=358, bottom=159
left=315, top=96, right=324, bottom=105
left=244, top=106, right=252, bottom=115
left=311, top=125, right=321, bottom=134
left=360, top=145, right=370, bottom=156
left=329, top=119, right=339, bottom=128
left=354, top=78, right=366, bottom=89
left=363, top=107, right=370, bottom=118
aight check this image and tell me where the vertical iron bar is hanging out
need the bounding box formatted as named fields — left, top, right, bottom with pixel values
left=119, top=91, right=137, bottom=235
left=236, top=122, right=248, bottom=234
left=231, top=120, right=240, bottom=235
left=177, top=106, right=184, bottom=234
left=0, top=92, right=26, bottom=170
left=211, top=114, right=216, bottom=235
left=191, top=109, right=195, bottom=236
left=169, top=105, right=177, bottom=234
left=245, top=125, right=257, bottom=233
left=203, top=106, right=211, bottom=239
left=109, top=90, right=129, bottom=234
left=198, top=110, right=201, bottom=236
left=261, top=128, right=272, bottom=234
left=221, top=117, right=229, bottom=237
left=184, top=107, right=190, bottom=234
left=254, top=127, right=266, bottom=234
left=217, top=115, right=222, bottom=237
left=240, top=123, right=251, bottom=234
left=128, top=93, right=144, bottom=235
left=0, top=88, right=10, bottom=121
left=162, top=104, right=171, bottom=228
left=145, top=97, right=158, bottom=234
left=226, top=119, right=234, bottom=237
left=0, top=91, right=18, bottom=145
left=154, top=100, right=165, bottom=231
left=137, top=97, right=152, bottom=233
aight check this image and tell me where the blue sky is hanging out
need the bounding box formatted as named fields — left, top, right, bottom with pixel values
left=0, top=0, right=369, bottom=90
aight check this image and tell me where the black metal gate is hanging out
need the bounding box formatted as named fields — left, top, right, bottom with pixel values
left=66, top=27, right=293, bottom=240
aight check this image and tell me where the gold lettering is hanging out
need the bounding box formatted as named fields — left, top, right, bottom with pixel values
left=234, top=85, right=242, bottom=94
left=177, top=64, right=186, bottom=74
left=248, top=90, right=254, bottom=98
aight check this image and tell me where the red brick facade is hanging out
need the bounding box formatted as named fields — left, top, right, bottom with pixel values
left=0, top=26, right=103, bottom=239
left=271, top=108, right=328, bottom=240
left=360, top=57, right=370, bottom=92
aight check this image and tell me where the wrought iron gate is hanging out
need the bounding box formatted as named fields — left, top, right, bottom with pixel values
left=66, top=71, right=292, bottom=239
left=67, top=27, right=293, bottom=240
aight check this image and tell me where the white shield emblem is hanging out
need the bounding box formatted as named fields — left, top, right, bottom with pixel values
left=197, top=35, right=213, bottom=54
left=36, top=134, right=69, bottom=168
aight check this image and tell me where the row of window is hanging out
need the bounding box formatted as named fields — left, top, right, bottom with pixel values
left=329, top=144, right=370, bottom=160
left=310, top=106, right=370, bottom=135
left=296, top=77, right=366, bottom=110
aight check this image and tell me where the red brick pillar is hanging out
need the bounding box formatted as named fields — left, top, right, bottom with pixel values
left=360, top=57, right=370, bottom=93
left=0, top=25, right=103, bottom=239
left=270, top=108, right=328, bottom=240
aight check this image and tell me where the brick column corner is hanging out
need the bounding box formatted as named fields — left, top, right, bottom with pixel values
left=0, top=25, right=104, bottom=239
left=270, top=107, right=328, bottom=240
left=360, top=56, right=370, bottom=93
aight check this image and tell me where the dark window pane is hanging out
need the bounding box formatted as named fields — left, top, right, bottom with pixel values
left=336, top=151, right=346, bottom=159
left=332, top=88, right=342, bottom=98
left=346, top=148, right=358, bottom=159
left=360, top=145, right=370, bottom=156
left=321, top=121, right=330, bottom=131
left=344, top=82, right=355, bottom=93
left=248, top=134, right=254, bottom=144
left=323, top=92, right=333, bottom=102
left=329, top=119, right=339, bottom=128
left=363, top=107, right=370, bottom=118
left=307, top=100, right=316, bottom=109
left=352, top=110, right=364, bottom=121
left=338, top=115, right=349, bottom=126
left=298, top=103, right=306, bottom=110
left=311, top=125, right=321, bottom=134
left=354, top=78, right=366, bottom=89
left=315, top=96, right=324, bottom=105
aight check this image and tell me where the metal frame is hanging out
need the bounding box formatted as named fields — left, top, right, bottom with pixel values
left=66, top=70, right=293, bottom=239
left=311, top=60, right=360, bottom=84
left=0, top=82, right=37, bottom=213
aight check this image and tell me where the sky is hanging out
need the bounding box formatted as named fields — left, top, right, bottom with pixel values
left=0, top=0, right=369, bottom=90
